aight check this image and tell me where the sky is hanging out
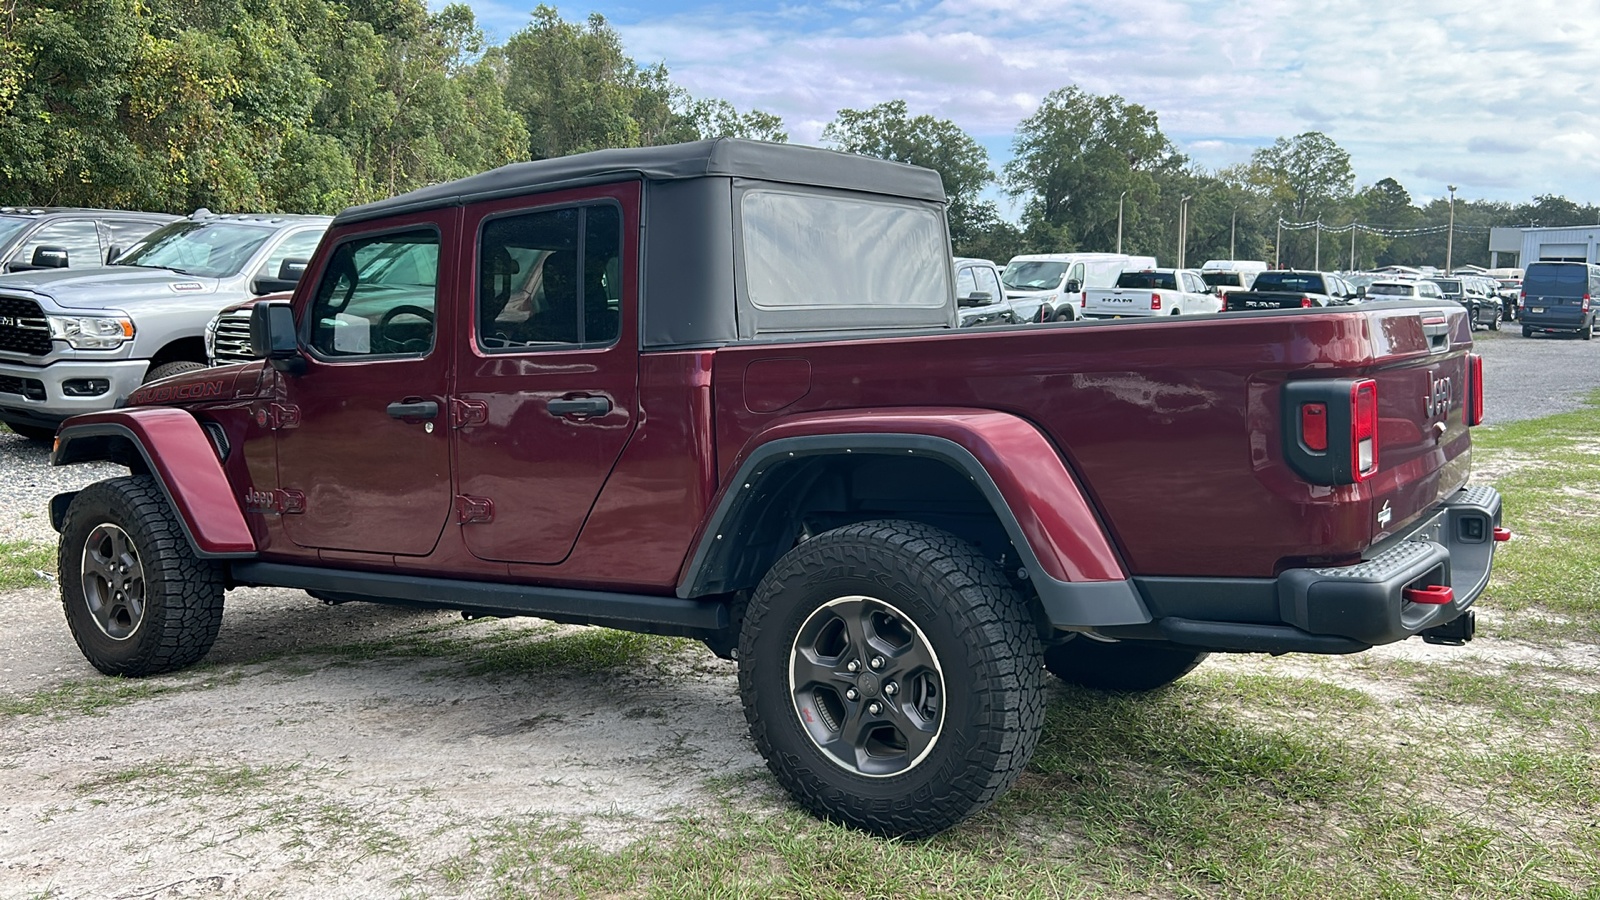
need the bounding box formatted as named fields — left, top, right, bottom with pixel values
left=450, top=0, right=1600, bottom=214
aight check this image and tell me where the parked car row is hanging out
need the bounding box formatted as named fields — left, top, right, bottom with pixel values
left=0, top=207, right=329, bottom=440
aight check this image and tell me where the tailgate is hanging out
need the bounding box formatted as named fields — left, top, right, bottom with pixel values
left=1085, top=288, right=1157, bottom=316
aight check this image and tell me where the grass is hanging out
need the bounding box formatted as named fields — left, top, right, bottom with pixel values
left=0, top=539, right=55, bottom=590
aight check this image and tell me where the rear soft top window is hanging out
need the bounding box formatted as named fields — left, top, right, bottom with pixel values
left=1524, top=264, right=1589, bottom=297
left=1115, top=271, right=1177, bottom=290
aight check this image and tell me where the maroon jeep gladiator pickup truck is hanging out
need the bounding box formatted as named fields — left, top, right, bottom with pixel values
left=47, top=139, right=1503, bottom=837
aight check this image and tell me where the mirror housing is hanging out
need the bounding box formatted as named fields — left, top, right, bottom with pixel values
left=249, top=301, right=305, bottom=375
left=1064, top=279, right=1082, bottom=293
left=30, top=245, right=69, bottom=268
left=958, top=291, right=994, bottom=308
left=105, top=246, right=122, bottom=265
left=251, top=257, right=311, bottom=295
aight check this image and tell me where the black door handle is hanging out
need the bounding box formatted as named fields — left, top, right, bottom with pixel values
left=387, top=400, right=439, bottom=419
left=547, top=396, right=611, bottom=417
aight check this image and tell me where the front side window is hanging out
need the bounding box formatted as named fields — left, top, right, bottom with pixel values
left=477, top=204, right=621, bottom=351
left=309, top=229, right=439, bottom=358
left=117, top=221, right=275, bottom=278
left=18, top=220, right=102, bottom=268
left=975, top=265, right=1002, bottom=300
left=956, top=266, right=977, bottom=297
left=259, top=229, right=326, bottom=281
left=742, top=191, right=947, bottom=310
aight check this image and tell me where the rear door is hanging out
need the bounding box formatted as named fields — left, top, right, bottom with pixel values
left=1523, top=263, right=1589, bottom=328
left=451, top=182, right=641, bottom=565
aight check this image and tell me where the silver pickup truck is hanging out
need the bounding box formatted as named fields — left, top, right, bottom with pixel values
left=0, top=210, right=329, bottom=440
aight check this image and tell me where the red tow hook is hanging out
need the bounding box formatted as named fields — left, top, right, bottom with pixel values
left=1493, top=527, right=1513, bottom=542
left=1403, top=585, right=1454, bottom=605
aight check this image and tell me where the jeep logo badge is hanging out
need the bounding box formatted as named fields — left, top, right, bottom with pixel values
left=1424, top=375, right=1451, bottom=419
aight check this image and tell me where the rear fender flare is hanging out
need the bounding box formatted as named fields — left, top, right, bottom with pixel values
left=51, top=408, right=256, bottom=558
left=678, top=410, right=1151, bottom=628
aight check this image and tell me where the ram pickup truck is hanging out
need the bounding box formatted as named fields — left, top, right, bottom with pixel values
left=0, top=211, right=329, bottom=441
left=1223, top=269, right=1357, bottom=310
left=1082, top=267, right=1220, bottom=318
left=46, top=139, right=1503, bottom=839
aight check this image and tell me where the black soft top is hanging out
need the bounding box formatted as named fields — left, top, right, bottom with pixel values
left=334, top=138, right=947, bottom=225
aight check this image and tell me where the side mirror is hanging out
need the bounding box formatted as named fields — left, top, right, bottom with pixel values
left=958, top=291, right=994, bottom=307
left=249, top=301, right=305, bottom=375
left=1356, top=286, right=1367, bottom=298
left=31, top=245, right=69, bottom=268
left=105, top=246, right=122, bottom=265
left=251, top=257, right=311, bottom=295
left=1064, top=280, right=1082, bottom=293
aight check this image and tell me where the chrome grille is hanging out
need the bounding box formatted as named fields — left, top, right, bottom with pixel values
left=0, top=296, right=52, bottom=356
left=211, top=309, right=256, bottom=365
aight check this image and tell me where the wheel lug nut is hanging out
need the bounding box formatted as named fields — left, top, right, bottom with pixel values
left=870, top=655, right=885, bottom=670
left=868, top=702, right=882, bottom=715
left=884, top=682, right=898, bottom=696
left=846, top=660, right=860, bottom=673
left=845, top=688, right=859, bottom=701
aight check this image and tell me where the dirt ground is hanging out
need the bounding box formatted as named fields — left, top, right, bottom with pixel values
left=0, top=584, right=764, bottom=899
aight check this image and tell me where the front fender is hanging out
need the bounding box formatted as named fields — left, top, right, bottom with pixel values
left=680, top=408, right=1150, bottom=628
left=51, top=407, right=256, bottom=558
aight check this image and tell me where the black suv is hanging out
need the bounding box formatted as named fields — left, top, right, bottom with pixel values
left=0, top=207, right=177, bottom=273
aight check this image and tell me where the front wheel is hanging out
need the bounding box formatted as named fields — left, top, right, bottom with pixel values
left=738, top=520, right=1044, bottom=837
left=1052, top=308, right=1075, bottom=322
left=59, top=475, right=224, bottom=676
left=1044, top=636, right=1208, bottom=692
left=1489, top=314, right=1499, bottom=332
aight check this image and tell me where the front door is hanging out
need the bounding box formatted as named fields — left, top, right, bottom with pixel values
left=452, top=183, right=641, bottom=565
left=275, top=211, right=457, bottom=556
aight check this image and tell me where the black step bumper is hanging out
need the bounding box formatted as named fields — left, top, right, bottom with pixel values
left=1110, top=485, right=1503, bottom=654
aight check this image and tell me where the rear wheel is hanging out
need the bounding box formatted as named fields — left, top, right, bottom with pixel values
left=1523, top=326, right=1533, bottom=338
left=1584, top=318, right=1593, bottom=341
left=1043, top=636, right=1208, bottom=692
left=1052, top=307, right=1075, bottom=322
left=59, top=475, right=224, bottom=676
left=739, top=520, right=1044, bottom=837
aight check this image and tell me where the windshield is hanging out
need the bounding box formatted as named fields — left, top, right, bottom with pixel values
left=116, top=221, right=275, bottom=278
left=1252, top=272, right=1324, bottom=292
left=1115, top=271, right=1177, bottom=290
left=1001, top=261, right=1069, bottom=291
left=1202, top=272, right=1243, bottom=287
left=1523, top=264, right=1589, bottom=297
left=1368, top=283, right=1413, bottom=296
left=0, top=216, right=29, bottom=247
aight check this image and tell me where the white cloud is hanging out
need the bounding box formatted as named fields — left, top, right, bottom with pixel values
left=453, top=0, right=1600, bottom=205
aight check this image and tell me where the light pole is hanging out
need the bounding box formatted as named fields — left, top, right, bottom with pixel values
left=1350, top=222, right=1357, bottom=270
left=1275, top=217, right=1282, bottom=268
left=1230, top=208, right=1237, bottom=260
left=1446, top=184, right=1457, bottom=274
left=1117, top=190, right=1127, bottom=254
left=1314, top=219, right=1321, bottom=270
left=1178, top=195, right=1192, bottom=269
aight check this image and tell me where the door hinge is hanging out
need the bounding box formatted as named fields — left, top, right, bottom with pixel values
left=454, top=494, right=495, bottom=524
left=254, top=402, right=301, bottom=430
left=451, top=398, right=489, bottom=429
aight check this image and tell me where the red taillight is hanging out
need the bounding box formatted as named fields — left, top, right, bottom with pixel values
left=1585, top=294, right=1592, bottom=312
left=1151, top=294, right=1162, bottom=310
left=1464, top=353, right=1484, bottom=426
left=1300, top=296, right=1313, bottom=308
left=1519, top=290, right=1526, bottom=308
left=1351, top=379, right=1377, bottom=480
left=1301, top=402, right=1328, bottom=450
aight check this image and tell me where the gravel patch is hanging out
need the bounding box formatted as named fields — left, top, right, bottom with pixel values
left=0, top=428, right=120, bottom=545
left=1474, top=328, right=1600, bottom=425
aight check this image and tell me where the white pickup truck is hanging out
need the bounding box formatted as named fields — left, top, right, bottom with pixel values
left=1082, top=268, right=1220, bottom=319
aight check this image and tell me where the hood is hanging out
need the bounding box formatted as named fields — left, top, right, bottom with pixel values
left=0, top=266, right=220, bottom=309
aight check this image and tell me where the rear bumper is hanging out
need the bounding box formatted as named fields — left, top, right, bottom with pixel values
left=1103, top=486, right=1503, bottom=654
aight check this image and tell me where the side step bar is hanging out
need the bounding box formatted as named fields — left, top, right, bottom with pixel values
left=229, top=561, right=731, bottom=636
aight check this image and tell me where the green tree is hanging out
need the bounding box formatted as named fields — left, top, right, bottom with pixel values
left=823, top=100, right=995, bottom=255
left=1003, top=85, right=1180, bottom=253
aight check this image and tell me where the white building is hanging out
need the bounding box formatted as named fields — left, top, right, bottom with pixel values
left=1490, top=225, right=1600, bottom=268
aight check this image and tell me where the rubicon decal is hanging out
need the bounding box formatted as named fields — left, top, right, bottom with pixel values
left=130, top=380, right=226, bottom=405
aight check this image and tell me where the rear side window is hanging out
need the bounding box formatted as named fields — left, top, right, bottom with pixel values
left=1115, top=271, right=1178, bottom=290
left=476, top=203, right=621, bottom=351
left=1524, top=264, right=1589, bottom=297
left=309, top=229, right=440, bottom=358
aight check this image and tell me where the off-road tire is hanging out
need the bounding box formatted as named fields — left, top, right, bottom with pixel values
left=3, top=421, right=57, bottom=443
left=1043, top=636, right=1208, bottom=692
left=144, top=360, right=207, bottom=383
left=738, top=519, right=1044, bottom=838
left=59, top=475, right=224, bottom=676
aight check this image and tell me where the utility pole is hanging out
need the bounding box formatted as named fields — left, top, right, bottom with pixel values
left=1230, top=208, right=1237, bottom=260
left=1314, top=219, right=1321, bottom=270
left=1446, top=184, right=1457, bottom=274
left=1350, top=223, right=1357, bottom=270
left=1178, top=195, right=1192, bottom=269
left=1275, top=218, right=1282, bottom=268
left=1117, top=190, right=1127, bottom=254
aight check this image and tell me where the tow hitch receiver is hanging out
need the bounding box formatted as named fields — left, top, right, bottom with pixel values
left=1421, top=610, right=1475, bottom=646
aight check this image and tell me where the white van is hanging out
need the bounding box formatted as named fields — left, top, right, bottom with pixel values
left=1199, top=259, right=1268, bottom=297
left=1001, top=252, right=1158, bottom=322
